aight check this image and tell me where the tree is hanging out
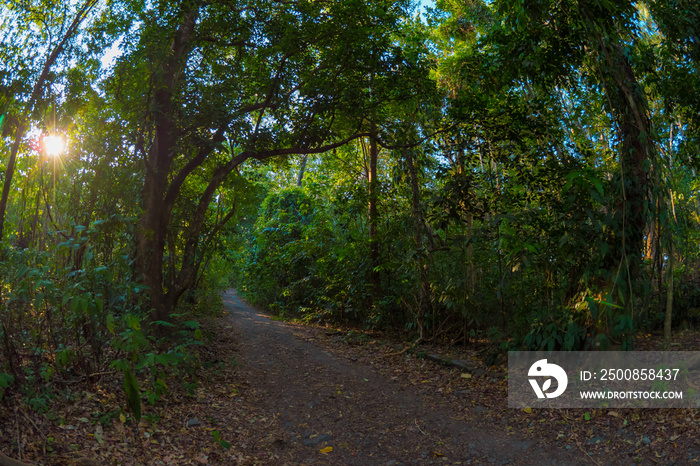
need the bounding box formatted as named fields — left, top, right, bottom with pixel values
left=105, top=0, right=417, bottom=323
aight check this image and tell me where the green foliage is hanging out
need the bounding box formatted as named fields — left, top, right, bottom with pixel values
left=212, top=430, right=231, bottom=450
left=121, top=365, right=141, bottom=423
left=0, top=212, right=206, bottom=414
left=239, top=186, right=355, bottom=320
left=0, top=373, right=14, bottom=401
left=110, top=312, right=204, bottom=419
left=0, top=227, right=140, bottom=375
left=239, top=187, right=318, bottom=308
left=523, top=314, right=587, bottom=352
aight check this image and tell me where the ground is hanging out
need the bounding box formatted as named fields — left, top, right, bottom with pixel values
left=1, top=289, right=699, bottom=465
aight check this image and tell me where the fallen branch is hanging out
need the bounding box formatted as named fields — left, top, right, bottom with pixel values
left=385, top=338, right=423, bottom=357
left=424, top=353, right=477, bottom=371
left=14, top=409, right=21, bottom=463
left=414, top=419, right=426, bottom=436
left=422, top=353, right=500, bottom=378
left=18, top=408, right=44, bottom=456
left=575, top=440, right=603, bottom=466
left=87, top=370, right=118, bottom=378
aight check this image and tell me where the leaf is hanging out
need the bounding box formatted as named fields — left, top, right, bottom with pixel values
left=618, top=287, right=626, bottom=304
left=183, top=320, right=200, bottom=330
left=123, top=366, right=141, bottom=422
left=126, top=314, right=141, bottom=331
left=460, top=373, right=472, bottom=379
left=607, top=411, right=620, bottom=418
left=523, top=407, right=532, bottom=413
left=106, top=313, right=115, bottom=334
left=584, top=412, right=591, bottom=421
left=542, top=379, right=552, bottom=392
left=0, top=373, right=14, bottom=388
left=94, top=425, right=105, bottom=445
left=319, top=446, right=333, bottom=454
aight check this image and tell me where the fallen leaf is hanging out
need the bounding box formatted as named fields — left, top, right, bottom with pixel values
left=94, top=425, right=105, bottom=446
left=523, top=407, right=532, bottom=414
left=319, top=446, right=333, bottom=454
left=460, top=373, right=472, bottom=379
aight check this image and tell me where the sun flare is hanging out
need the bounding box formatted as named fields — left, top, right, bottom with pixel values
left=44, top=134, right=65, bottom=156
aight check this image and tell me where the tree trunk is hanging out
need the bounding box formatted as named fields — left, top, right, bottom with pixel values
left=297, top=155, right=308, bottom=187
left=664, top=241, right=674, bottom=348
left=405, top=148, right=429, bottom=340
left=368, top=137, right=382, bottom=305
left=136, top=190, right=170, bottom=323
left=135, top=6, right=199, bottom=324
left=589, top=18, right=652, bottom=313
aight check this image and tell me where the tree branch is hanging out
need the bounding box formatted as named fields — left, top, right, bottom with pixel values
left=164, top=124, right=227, bottom=209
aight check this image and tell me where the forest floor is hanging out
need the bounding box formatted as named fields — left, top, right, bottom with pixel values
left=2, top=289, right=700, bottom=465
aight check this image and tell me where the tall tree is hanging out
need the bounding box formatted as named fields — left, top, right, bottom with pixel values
left=107, top=0, right=416, bottom=323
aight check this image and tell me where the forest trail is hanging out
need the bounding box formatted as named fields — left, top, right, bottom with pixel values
left=223, top=289, right=586, bottom=465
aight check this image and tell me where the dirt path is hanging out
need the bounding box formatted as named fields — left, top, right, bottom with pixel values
left=223, top=290, right=588, bottom=465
